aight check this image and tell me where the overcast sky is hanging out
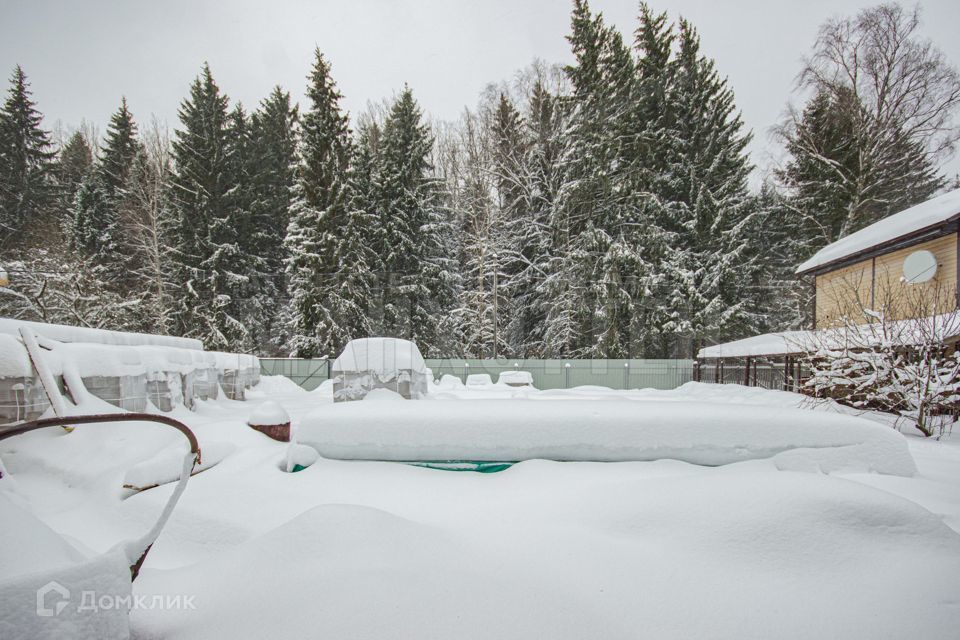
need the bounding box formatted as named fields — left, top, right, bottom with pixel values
left=3, top=0, right=960, bottom=185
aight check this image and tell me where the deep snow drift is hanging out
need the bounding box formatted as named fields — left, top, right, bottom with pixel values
left=2, top=379, right=960, bottom=639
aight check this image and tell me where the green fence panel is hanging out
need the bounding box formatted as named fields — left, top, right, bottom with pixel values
left=258, top=358, right=694, bottom=392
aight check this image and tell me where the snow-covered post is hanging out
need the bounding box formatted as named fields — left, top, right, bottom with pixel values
left=623, top=362, right=629, bottom=389
left=564, top=362, right=571, bottom=389
left=463, top=362, right=470, bottom=384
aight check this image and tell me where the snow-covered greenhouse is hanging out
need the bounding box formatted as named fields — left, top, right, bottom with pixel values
left=332, top=337, right=429, bottom=402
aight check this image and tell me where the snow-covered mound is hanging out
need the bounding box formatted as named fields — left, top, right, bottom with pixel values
left=246, top=375, right=305, bottom=397
left=497, top=370, right=534, bottom=386
left=246, top=401, right=290, bottom=427
left=129, top=474, right=960, bottom=640
left=0, top=491, right=131, bottom=640
left=297, top=398, right=916, bottom=475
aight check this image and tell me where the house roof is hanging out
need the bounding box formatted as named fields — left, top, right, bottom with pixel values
left=697, top=312, right=960, bottom=359
left=795, top=188, right=960, bottom=275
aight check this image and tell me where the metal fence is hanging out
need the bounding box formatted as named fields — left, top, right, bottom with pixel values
left=258, top=358, right=695, bottom=391
left=696, top=360, right=806, bottom=393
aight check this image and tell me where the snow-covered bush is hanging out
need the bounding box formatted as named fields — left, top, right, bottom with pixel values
left=801, top=310, right=960, bottom=438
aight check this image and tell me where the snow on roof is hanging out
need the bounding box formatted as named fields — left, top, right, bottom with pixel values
left=796, top=188, right=960, bottom=274
left=332, top=338, right=427, bottom=374
left=698, top=312, right=960, bottom=359
left=0, top=317, right=204, bottom=350
left=697, top=331, right=814, bottom=358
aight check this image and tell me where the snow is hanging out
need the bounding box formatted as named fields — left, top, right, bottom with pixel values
left=2, top=378, right=960, bottom=638
left=0, top=492, right=131, bottom=640
left=465, top=373, right=493, bottom=387
left=0, top=317, right=203, bottom=351
left=497, top=370, right=534, bottom=386
left=55, top=342, right=146, bottom=378
left=298, top=398, right=915, bottom=474
left=246, top=401, right=290, bottom=427
left=697, top=312, right=960, bottom=358
left=331, top=337, right=427, bottom=374
left=122, top=442, right=235, bottom=492
left=797, top=187, right=960, bottom=273
left=698, top=330, right=812, bottom=358
left=246, top=374, right=304, bottom=397
left=0, top=333, right=31, bottom=377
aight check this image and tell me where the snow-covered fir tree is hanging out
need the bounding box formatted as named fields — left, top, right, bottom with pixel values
left=778, top=86, right=942, bottom=252
left=54, top=130, right=93, bottom=218
left=284, top=49, right=361, bottom=357
left=654, top=19, right=757, bottom=358
left=545, top=0, right=661, bottom=358
left=169, top=64, right=250, bottom=350
left=0, top=65, right=55, bottom=253
left=374, top=86, right=459, bottom=355
left=248, top=87, right=299, bottom=354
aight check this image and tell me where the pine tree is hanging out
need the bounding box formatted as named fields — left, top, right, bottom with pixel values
left=507, top=80, right=564, bottom=356
left=488, top=93, right=527, bottom=357
left=655, top=19, right=756, bottom=358
left=169, top=63, right=248, bottom=349
left=375, top=86, right=458, bottom=354
left=249, top=87, right=298, bottom=353
left=98, top=98, right=140, bottom=200
left=55, top=131, right=93, bottom=210
left=546, top=0, right=658, bottom=358
left=70, top=101, right=141, bottom=276
left=778, top=85, right=941, bottom=251
left=0, top=65, right=55, bottom=253
left=71, top=173, right=115, bottom=258
left=283, top=49, right=359, bottom=357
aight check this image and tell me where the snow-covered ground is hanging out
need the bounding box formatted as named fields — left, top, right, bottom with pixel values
left=2, top=378, right=960, bottom=639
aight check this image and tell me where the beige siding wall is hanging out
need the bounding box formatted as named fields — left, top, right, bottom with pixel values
left=815, top=233, right=958, bottom=328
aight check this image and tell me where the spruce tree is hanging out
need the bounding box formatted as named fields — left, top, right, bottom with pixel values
left=55, top=131, right=93, bottom=210
left=98, top=98, right=140, bottom=200
left=507, top=81, right=563, bottom=356
left=546, top=0, right=658, bottom=358
left=656, top=19, right=756, bottom=357
left=778, top=86, right=941, bottom=250
left=375, top=86, right=458, bottom=354
left=249, top=87, right=298, bottom=353
left=0, top=65, right=55, bottom=252
left=169, top=64, right=248, bottom=349
left=283, top=49, right=358, bottom=357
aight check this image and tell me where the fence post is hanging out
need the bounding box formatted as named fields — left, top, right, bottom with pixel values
left=623, top=362, right=629, bottom=389
left=744, top=357, right=751, bottom=386
left=564, top=362, right=570, bottom=389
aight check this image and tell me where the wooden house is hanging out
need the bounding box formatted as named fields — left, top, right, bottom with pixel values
left=696, top=188, right=960, bottom=389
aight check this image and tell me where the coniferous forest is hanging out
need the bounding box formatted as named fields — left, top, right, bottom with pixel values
left=1, top=1, right=958, bottom=358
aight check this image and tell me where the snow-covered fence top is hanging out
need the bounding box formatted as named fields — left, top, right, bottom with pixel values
left=0, top=318, right=203, bottom=350
left=796, top=187, right=960, bottom=274
left=298, top=398, right=916, bottom=476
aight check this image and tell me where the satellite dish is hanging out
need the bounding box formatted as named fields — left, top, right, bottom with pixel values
left=902, top=250, right=938, bottom=284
